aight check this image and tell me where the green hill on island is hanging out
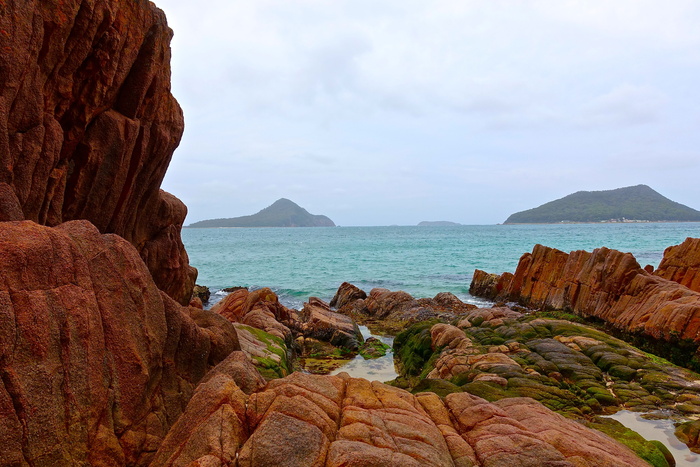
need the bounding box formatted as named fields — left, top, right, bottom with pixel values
left=187, top=198, right=335, bottom=228
left=504, top=185, right=700, bottom=224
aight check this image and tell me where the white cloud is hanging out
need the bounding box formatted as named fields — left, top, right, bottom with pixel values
left=578, top=84, right=667, bottom=127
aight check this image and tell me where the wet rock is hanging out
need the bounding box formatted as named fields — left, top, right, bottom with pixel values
left=358, top=337, right=390, bottom=359
left=297, top=337, right=355, bottom=374
left=675, top=419, right=700, bottom=454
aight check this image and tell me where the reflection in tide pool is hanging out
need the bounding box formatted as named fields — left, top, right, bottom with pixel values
left=605, top=411, right=699, bottom=466
left=330, top=326, right=398, bottom=382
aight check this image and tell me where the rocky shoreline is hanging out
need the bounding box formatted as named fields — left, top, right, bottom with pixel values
left=2, top=0, right=700, bottom=465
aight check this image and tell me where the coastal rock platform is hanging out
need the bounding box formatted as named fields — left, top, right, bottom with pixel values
left=470, top=243, right=700, bottom=367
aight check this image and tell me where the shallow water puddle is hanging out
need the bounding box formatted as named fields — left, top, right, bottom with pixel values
left=605, top=410, right=699, bottom=466
left=330, top=326, right=398, bottom=382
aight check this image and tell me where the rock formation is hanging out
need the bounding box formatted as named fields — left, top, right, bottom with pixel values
left=151, top=364, right=650, bottom=466
left=470, top=244, right=700, bottom=355
left=0, top=0, right=194, bottom=304
left=297, top=297, right=363, bottom=351
left=0, top=220, right=238, bottom=466
left=655, top=237, right=700, bottom=292
left=330, top=281, right=367, bottom=309
left=334, top=284, right=477, bottom=333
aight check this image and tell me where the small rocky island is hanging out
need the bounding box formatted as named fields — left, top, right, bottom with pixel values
left=418, top=221, right=462, bottom=226
left=505, top=184, right=700, bottom=224
left=187, top=198, right=336, bottom=228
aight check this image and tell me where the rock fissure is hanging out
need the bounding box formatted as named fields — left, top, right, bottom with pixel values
left=0, top=366, right=31, bottom=465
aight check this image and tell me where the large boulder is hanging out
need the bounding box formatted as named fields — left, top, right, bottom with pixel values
left=0, top=220, right=238, bottom=466
left=330, top=281, right=367, bottom=309
left=0, top=0, right=194, bottom=304
left=212, top=287, right=295, bottom=343
left=297, top=297, right=363, bottom=350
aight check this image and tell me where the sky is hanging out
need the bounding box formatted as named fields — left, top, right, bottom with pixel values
left=156, top=0, right=700, bottom=226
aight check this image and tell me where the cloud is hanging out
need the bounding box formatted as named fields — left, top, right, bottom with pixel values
left=577, top=84, right=666, bottom=127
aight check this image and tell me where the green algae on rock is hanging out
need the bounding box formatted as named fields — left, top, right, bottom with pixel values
left=358, top=337, right=391, bottom=359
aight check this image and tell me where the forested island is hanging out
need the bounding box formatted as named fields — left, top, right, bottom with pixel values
left=504, top=185, right=700, bottom=224
left=187, top=198, right=336, bottom=228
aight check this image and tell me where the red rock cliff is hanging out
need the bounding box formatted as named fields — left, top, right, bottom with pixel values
left=655, top=237, right=700, bottom=293
left=471, top=243, right=700, bottom=347
left=0, top=0, right=194, bottom=304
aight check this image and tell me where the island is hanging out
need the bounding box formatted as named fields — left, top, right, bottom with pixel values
left=187, top=198, right=336, bottom=228
left=417, top=221, right=462, bottom=226
left=504, top=184, right=700, bottom=224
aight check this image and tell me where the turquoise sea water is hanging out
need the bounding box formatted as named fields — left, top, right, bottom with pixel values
left=182, top=223, right=700, bottom=309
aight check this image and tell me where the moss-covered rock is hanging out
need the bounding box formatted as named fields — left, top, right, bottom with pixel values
left=234, top=324, right=292, bottom=380
left=393, top=320, right=441, bottom=377
left=296, top=337, right=356, bottom=374
left=393, top=311, right=700, bottom=421
left=412, top=379, right=464, bottom=398
left=358, top=337, right=390, bottom=359
left=675, top=419, right=700, bottom=454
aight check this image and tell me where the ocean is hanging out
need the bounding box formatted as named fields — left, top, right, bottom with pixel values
left=182, top=223, right=700, bottom=309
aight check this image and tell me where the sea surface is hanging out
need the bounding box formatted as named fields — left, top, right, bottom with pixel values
left=182, top=223, right=700, bottom=309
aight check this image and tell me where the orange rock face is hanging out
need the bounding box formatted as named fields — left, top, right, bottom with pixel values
left=655, top=237, right=700, bottom=292
left=471, top=243, right=700, bottom=348
left=0, top=221, right=238, bottom=466
left=153, top=366, right=649, bottom=467
left=0, top=0, right=194, bottom=304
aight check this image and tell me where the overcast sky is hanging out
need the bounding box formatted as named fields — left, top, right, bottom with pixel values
left=157, top=0, right=700, bottom=226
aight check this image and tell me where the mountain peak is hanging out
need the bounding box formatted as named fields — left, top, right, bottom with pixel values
left=504, top=185, right=700, bottom=224
left=187, top=199, right=335, bottom=228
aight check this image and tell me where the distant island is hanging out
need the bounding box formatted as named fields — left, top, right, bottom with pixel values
left=187, top=198, right=336, bottom=228
left=504, top=184, right=700, bottom=224
left=418, top=221, right=462, bottom=226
